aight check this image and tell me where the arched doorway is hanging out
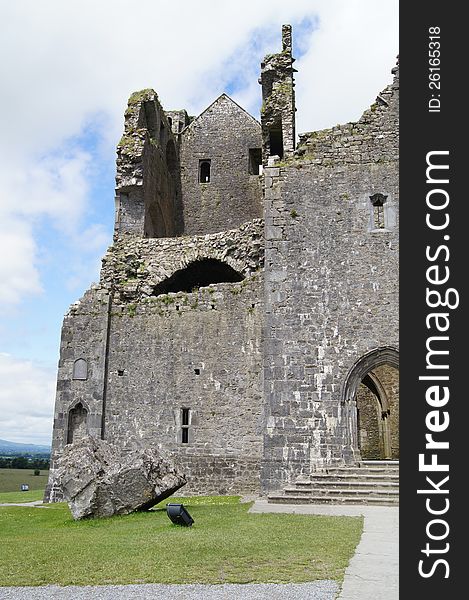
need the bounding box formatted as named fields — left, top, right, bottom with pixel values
left=343, top=347, right=399, bottom=460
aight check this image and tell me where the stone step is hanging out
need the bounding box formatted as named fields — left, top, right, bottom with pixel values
left=294, top=480, right=399, bottom=489
left=268, top=494, right=399, bottom=506
left=322, top=467, right=399, bottom=476
left=267, top=463, right=400, bottom=507
left=360, top=460, right=399, bottom=466
left=298, top=473, right=399, bottom=483
left=283, top=487, right=399, bottom=497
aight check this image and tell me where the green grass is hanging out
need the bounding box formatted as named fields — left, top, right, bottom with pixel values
left=0, top=495, right=362, bottom=586
left=0, top=468, right=49, bottom=502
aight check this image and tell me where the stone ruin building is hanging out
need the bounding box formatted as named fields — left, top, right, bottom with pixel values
left=45, top=25, right=399, bottom=502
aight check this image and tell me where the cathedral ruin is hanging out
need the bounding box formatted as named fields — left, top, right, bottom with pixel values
left=45, top=25, right=399, bottom=501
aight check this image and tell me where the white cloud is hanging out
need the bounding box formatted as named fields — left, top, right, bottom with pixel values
left=0, top=0, right=398, bottom=309
left=0, top=1, right=398, bottom=443
left=295, top=0, right=399, bottom=133
left=0, top=353, right=55, bottom=445
left=0, top=217, right=42, bottom=305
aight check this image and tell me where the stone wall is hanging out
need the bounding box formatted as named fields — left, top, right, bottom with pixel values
left=261, top=63, right=399, bottom=492
left=47, top=221, right=265, bottom=497
left=373, top=364, right=399, bottom=459
left=44, top=286, right=111, bottom=501
left=260, top=24, right=296, bottom=161
left=179, top=94, right=263, bottom=235
left=356, top=382, right=383, bottom=459
left=103, top=274, right=264, bottom=495
left=115, top=89, right=183, bottom=237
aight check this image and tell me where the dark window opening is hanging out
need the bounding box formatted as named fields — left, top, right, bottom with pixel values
left=117, top=369, right=124, bottom=376
left=269, top=126, right=284, bottom=158
left=152, top=258, right=244, bottom=295
left=199, top=160, right=211, bottom=183
left=194, top=368, right=200, bottom=375
left=167, top=116, right=173, bottom=128
left=249, top=148, right=262, bottom=174
left=370, top=193, right=388, bottom=229
left=181, top=408, right=190, bottom=444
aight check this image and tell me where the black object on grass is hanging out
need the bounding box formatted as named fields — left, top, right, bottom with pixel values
left=166, top=503, right=194, bottom=526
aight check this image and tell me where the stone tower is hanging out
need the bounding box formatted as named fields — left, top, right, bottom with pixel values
left=259, top=24, right=296, bottom=161
left=45, top=26, right=399, bottom=502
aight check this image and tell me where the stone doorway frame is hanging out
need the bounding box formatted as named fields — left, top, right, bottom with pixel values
left=341, top=346, right=399, bottom=462
left=66, top=399, right=90, bottom=445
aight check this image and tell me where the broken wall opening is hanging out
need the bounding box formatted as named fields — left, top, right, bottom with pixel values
left=152, top=258, right=244, bottom=295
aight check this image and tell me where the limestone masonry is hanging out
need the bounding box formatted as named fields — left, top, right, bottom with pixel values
left=45, top=25, right=399, bottom=501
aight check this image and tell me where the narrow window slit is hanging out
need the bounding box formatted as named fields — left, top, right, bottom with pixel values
left=370, top=193, right=388, bottom=229
left=181, top=408, right=190, bottom=444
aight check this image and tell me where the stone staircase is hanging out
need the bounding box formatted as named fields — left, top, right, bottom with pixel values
left=268, top=460, right=399, bottom=506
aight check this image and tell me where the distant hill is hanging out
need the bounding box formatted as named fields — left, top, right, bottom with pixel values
left=0, top=438, right=51, bottom=455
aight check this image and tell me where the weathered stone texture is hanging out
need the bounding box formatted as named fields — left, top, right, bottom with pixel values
left=56, top=437, right=186, bottom=519
left=46, top=27, right=399, bottom=501
left=260, top=24, right=296, bottom=161
left=46, top=221, right=264, bottom=498
left=101, top=219, right=264, bottom=303
left=261, top=65, right=399, bottom=491
left=115, top=89, right=182, bottom=237
left=179, top=94, right=263, bottom=235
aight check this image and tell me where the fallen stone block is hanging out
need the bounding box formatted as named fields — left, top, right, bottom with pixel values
left=55, top=436, right=186, bottom=520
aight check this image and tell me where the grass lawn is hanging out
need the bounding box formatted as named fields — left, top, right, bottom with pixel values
left=0, top=469, right=49, bottom=503
left=0, top=495, right=363, bottom=587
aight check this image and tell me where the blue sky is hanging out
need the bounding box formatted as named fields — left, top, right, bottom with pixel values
left=0, top=0, right=398, bottom=444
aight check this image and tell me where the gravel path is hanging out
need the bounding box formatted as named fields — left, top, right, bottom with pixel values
left=0, top=581, right=339, bottom=599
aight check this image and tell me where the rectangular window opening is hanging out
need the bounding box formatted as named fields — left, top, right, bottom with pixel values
left=249, top=148, right=262, bottom=175
left=269, top=127, right=284, bottom=159
left=181, top=428, right=189, bottom=444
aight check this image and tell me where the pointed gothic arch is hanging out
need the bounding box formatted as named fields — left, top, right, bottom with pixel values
left=342, top=347, right=399, bottom=461
left=66, top=401, right=89, bottom=444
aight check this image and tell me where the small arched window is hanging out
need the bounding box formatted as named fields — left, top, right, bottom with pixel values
left=72, top=358, right=88, bottom=380
left=370, top=193, right=388, bottom=229
left=199, top=160, right=211, bottom=183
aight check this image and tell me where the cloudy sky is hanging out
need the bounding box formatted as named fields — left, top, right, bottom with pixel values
left=0, top=0, right=398, bottom=445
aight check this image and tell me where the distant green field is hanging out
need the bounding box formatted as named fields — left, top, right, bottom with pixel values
left=0, top=468, right=49, bottom=502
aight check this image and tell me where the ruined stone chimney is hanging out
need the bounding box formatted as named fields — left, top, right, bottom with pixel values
left=259, top=24, right=296, bottom=163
